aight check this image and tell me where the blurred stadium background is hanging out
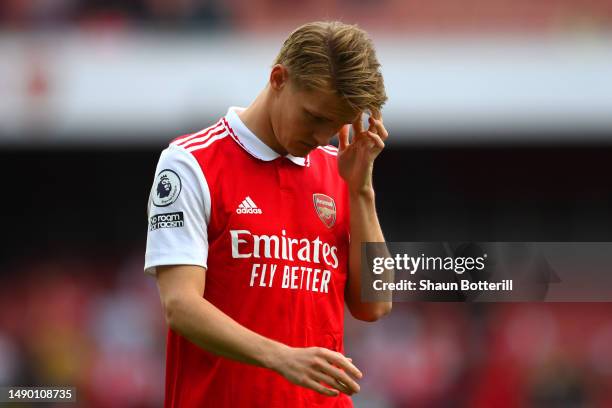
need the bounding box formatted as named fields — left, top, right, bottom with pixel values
left=2, top=0, right=612, bottom=407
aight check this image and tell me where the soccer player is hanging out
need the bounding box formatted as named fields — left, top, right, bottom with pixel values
left=145, top=21, right=392, bottom=407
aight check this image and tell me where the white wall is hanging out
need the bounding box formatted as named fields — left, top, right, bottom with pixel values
left=1, top=31, right=611, bottom=145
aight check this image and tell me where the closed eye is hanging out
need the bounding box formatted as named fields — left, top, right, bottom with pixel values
left=305, top=109, right=331, bottom=123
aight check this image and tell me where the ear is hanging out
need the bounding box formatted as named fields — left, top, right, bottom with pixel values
left=269, top=64, right=289, bottom=92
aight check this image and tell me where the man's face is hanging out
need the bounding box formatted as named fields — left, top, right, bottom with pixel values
left=272, top=79, right=359, bottom=157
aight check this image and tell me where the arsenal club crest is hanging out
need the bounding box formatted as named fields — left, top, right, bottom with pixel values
left=313, top=193, right=336, bottom=228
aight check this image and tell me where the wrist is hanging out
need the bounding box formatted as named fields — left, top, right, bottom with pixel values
left=260, top=341, right=291, bottom=371
left=349, top=186, right=375, bottom=200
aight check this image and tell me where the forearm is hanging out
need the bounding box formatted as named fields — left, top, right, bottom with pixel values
left=157, top=265, right=362, bottom=397
left=166, top=294, right=287, bottom=369
left=346, top=187, right=393, bottom=320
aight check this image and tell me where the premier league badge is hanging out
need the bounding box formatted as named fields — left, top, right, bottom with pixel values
left=153, top=169, right=182, bottom=207
left=313, top=193, right=336, bottom=228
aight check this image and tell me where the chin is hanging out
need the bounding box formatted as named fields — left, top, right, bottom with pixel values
left=287, top=144, right=312, bottom=157
left=292, top=151, right=309, bottom=158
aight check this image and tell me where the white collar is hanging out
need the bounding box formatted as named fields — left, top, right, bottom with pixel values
left=224, top=106, right=308, bottom=166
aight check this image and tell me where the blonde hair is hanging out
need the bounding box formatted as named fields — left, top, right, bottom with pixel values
left=273, top=21, right=387, bottom=114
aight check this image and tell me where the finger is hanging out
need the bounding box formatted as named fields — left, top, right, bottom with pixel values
left=320, top=349, right=363, bottom=379
left=367, top=116, right=376, bottom=134
left=366, top=131, right=385, bottom=150
left=304, top=378, right=339, bottom=397
left=319, top=363, right=361, bottom=394
left=352, top=112, right=364, bottom=136
left=311, top=370, right=354, bottom=395
left=368, top=116, right=389, bottom=141
left=371, top=107, right=382, bottom=121
left=338, top=125, right=350, bottom=151
left=316, top=355, right=361, bottom=394
left=352, top=129, right=369, bottom=143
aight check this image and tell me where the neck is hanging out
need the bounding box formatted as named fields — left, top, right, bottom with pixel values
left=237, top=88, right=287, bottom=156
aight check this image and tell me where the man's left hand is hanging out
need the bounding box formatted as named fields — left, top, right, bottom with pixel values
left=337, top=108, right=389, bottom=195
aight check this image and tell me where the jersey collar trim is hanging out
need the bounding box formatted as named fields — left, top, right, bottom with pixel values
left=224, top=107, right=309, bottom=167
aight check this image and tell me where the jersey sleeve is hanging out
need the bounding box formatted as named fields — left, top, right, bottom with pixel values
left=144, top=144, right=211, bottom=276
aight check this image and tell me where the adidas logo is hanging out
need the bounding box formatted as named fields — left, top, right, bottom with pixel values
left=236, top=196, right=262, bottom=214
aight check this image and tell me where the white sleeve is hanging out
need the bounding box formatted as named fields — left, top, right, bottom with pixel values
left=144, top=144, right=211, bottom=276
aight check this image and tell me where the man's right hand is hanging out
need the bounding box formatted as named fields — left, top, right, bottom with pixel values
left=156, top=265, right=362, bottom=398
left=269, top=345, right=363, bottom=397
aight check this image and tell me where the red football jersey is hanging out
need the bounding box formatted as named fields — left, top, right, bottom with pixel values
left=145, top=107, right=352, bottom=407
